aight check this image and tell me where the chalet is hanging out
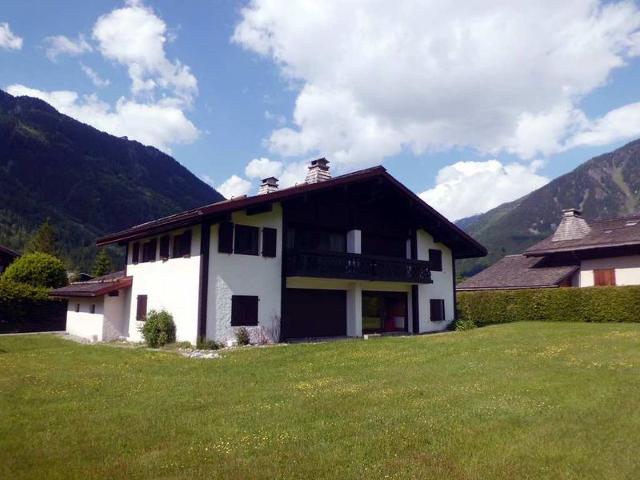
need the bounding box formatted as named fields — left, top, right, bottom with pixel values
left=52, top=159, right=486, bottom=344
left=0, top=245, right=19, bottom=274
left=459, top=208, right=640, bottom=291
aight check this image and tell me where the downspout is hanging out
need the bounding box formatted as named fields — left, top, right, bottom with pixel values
left=197, top=221, right=211, bottom=340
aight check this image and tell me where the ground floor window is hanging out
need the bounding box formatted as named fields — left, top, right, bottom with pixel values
left=136, top=295, right=148, bottom=321
left=231, top=295, right=259, bottom=326
left=362, top=291, right=407, bottom=333
left=430, top=299, right=445, bottom=321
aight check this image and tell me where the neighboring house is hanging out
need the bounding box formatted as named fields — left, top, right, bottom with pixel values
left=459, top=208, right=640, bottom=291
left=52, top=159, right=486, bottom=343
left=0, top=245, right=19, bottom=274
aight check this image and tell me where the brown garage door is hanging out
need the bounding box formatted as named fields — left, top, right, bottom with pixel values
left=283, top=288, right=347, bottom=339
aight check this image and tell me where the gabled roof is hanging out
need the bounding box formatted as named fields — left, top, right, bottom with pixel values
left=50, top=271, right=132, bottom=298
left=525, top=213, right=640, bottom=256
left=96, top=166, right=487, bottom=259
left=457, top=255, right=578, bottom=291
left=0, top=245, right=19, bottom=258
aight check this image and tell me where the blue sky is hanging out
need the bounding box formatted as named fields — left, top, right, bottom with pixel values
left=2, top=0, right=640, bottom=220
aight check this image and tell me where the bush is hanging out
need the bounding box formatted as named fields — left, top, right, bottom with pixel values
left=454, top=318, right=477, bottom=331
left=196, top=337, right=221, bottom=350
left=140, top=309, right=176, bottom=348
left=0, top=280, right=66, bottom=332
left=3, top=252, right=68, bottom=289
left=235, top=327, right=250, bottom=346
left=458, top=285, right=640, bottom=326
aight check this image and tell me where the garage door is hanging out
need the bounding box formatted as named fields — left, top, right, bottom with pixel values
left=283, top=288, right=347, bottom=339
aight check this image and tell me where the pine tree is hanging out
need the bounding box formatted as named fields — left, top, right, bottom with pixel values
left=25, top=220, right=60, bottom=257
left=92, top=249, right=112, bottom=277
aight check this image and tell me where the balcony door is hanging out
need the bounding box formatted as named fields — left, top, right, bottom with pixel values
left=362, top=291, right=408, bottom=334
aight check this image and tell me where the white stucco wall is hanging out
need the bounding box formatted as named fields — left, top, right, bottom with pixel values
left=578, top=255, right=640, bottom=287
left=126, top=226, right=202, bottom=343
left=416, top=229, right=455, bottom=332
left=207, top=205, right=283, bottom=343
left=102, top=290, right=130, bottom=340
left=66, top=298, right=105, bottom=342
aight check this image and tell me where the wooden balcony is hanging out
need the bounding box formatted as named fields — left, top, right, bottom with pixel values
left=286, top=251, right=432, bottom=284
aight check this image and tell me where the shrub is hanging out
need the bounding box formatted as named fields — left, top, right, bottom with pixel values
left=454, top=318, right=477, bottom=331
left=140, top=309, right=176, bottom=348
left=458, top=285, right=640, bottom=326
left=0, top=280, right=66, bottom=332
left=196, top=337, right=220, bottom=350
left=3, top=252, right=68, bottom=289
left=174, top=341, right=193, bottom=349
left=235, top=327, right=250, bottom=346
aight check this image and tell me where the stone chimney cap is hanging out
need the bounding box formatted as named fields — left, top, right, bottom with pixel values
left=309, top=158, right=329, bottom=169
left=305, top=157, right=331, bottom=183
left=552, top=208, right=590, bottom=242
left=562, top=208, right=583, bottom=217
left=261, top=176, right=279, bottom=185
left=258, top=176, right=279, bottom=194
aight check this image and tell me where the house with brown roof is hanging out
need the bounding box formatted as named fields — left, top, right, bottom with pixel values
left=52, top=159, right=486, bottom=344
left=459, top=208, right=640, bottom=291
left=0, top=245, right=19, bottom=274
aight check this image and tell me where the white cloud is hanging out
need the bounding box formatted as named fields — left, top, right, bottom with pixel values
left=92, top=0, right=197, bottom=102
left=0, top=22, right=23, bottom=50
left=567, top=101, right=640, bottom=148
left=244, top=157, right=283, bottom=179
left=234, top=0, right=640, bottom=167
left=419, top=160, right=549, bottom=220
left=80, top=63, right=110, bottom=87
left=44, top=34, right=92, bottom=61
left=6, top=84, right=198, bottom=152
left=217, top=175, right=252, bottom=199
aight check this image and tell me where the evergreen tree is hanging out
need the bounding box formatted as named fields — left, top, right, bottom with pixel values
left=25, top=220, right=60, bottom=257
left=92, top=249, right=112, bottom=277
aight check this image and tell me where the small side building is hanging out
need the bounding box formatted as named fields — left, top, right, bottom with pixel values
left=50, top=271, right=132, bottom=342
left=0, top=245, right=19, bottom=274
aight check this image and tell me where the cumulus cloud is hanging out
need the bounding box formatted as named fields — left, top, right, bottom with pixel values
left=92, top=0, right=197, bottom=102
left=244, top=157, right=283, bottom=179
left=0, top=22, right=23, bottom=50
left=6, top=84, right=198, bottom=152
left=80, top=64, right=110, bottom=87
left=419, top=160, right=549, bottom=220
left=568, top=101, right=640, bottom=148
left=217, top=175, right=252, bottom=199
left=44, top=34, right=92, bottom=61
left=234, top=0, right=640, bottom=167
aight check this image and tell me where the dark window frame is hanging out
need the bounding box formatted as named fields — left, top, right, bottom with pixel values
left=262, top=227, right=277, bottom=257
left=75, top=303, right=80, bottom=313
left=218, top=222, right=234, bottom=254
left=90, top=304, right=96, bottom=314
left=234, top=224, right=260, bottom=256
left=159, top=235, right=170, bottom=259
left=131, top=242, right=140, bottom=264
left=430, top=299, right=445, bottom=321
left=172, top=230, right=192, bottom=258
left=136, top=295, right=148, bottom=321
left=429, top=249, right=443, bottom=272
left=231, top=295, right=259, bottom=326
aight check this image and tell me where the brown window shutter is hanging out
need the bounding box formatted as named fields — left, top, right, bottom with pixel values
left=219, top=222, right=234, bottom=253
left=159, top=235, right=170, bottom=259
left=132, top=242, right=140, bottom=264
left=136, top=295, right=148, bottom=321
left=594, top=269, right=616, bottom=286
left=262, top=228, right=277, bottom=257
left=231, top=295, right=259, bottom=326
left=430, top=299, right=445, bottom=321
left=429, top=249, right=443, bottom=272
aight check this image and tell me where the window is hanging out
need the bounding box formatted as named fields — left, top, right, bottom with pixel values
left=75, top=303, right=80, bottom=313
left=234, top=225, right=260, bottom=255
left=594, top=269, right=616, bottom=286
left=159, top=235, right=170, bottom=259
left=262, top=227, right=277, bottom=257
left=218, top=222, right=234, bottom=253
left=90, top=304, right=96, bottom=314
left=231, top=295, right=259, bottom=326
left=362, top=233, right=407, bottom=258
left=429, top=249, right=442, bottom=272
left=136, top=295, right=148, bottom=321
left=430, top=299, right=445, bottom=321
left=108, top=290, right=119, bottom=297
left=132, top=242, right=140, bottom=264
left=172, top=230, right=192, bottom=258
left=292, top=227, right=346, bottom=253
left=142, top=239, right=157, bottom=263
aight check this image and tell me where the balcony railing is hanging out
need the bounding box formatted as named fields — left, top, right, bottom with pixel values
left=286, top=251, right=432, bottom=284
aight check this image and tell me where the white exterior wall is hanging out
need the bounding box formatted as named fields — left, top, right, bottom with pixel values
left=416, top=229, right=455, bottom=332
left=578, top=255, right=640, bottom=287
left=66, top=298, right=105, bottom=342
left=102, top=290, right=130, bottom=340
left=126, top=226, right=202, bottom=343
left=207, top=205, right=283, bottom=343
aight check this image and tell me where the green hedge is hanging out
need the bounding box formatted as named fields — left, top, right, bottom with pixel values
left=458, top=286, right=640, bottom=326
left=0, top=280, right=66, bottom=333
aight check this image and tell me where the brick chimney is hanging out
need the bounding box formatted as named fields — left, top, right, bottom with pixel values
left=258, top=176, right=279, bottom=195
left=305, top=158, right=331, bottom=184
left=551, top=208, right=591, bottom=241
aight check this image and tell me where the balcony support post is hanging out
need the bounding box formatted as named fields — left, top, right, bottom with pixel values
left=346, top=282, right=362, bottom=337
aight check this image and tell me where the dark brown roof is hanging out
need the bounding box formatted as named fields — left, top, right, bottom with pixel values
left=525, top=213, right=640, bottom=256
left=0, top=245, right=19, bottom=258
left=50, top=271, right=132, bottom=298
left=96, top=165, right=487, bottom=259
left=457, top=255, right=578, bottom=291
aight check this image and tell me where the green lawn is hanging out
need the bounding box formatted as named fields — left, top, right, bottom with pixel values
left=2, top=322, right=640, bottom=479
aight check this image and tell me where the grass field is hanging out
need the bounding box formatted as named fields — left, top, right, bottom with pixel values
left=2, top=322, right=640, bottom=479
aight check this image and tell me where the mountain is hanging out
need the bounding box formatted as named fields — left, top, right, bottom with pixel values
left=457, top=139, right=640, bottom=277
left=0, top=89, right=223, bottom=270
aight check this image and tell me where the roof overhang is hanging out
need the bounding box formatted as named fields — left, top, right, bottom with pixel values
left=525, top=241, right=640, bottom=257
left=50, top=276, right=133, bottom=298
